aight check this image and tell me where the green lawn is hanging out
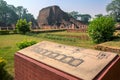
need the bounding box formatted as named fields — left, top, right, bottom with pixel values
left=0, top=34, right=43, bottom=77
left=100, top=38, right=120, bottom=48
left=1, top=31, right=120, bottom=78
left=0, top=33, right=95, bottom=77
left=49, top=31, right=87, bottom=36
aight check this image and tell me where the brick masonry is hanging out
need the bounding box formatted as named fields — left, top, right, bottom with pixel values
left=14, top=41, right=120, bottom=80
left=14, top=53, right=80, bottom=80
left=15, top=52, right=120, bottom=80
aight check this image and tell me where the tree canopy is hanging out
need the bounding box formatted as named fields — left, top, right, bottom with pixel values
left=0, top=0, right=37, bottom=27
left=68, top=11, right=91, bottom=24
left=106, top=0, right=120, bottom=22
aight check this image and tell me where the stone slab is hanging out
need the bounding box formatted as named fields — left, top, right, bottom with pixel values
left=17, top=41, right=117, bottom=80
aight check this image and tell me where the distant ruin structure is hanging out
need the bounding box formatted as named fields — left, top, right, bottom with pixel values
left=37, top=5, right=87, bottom=29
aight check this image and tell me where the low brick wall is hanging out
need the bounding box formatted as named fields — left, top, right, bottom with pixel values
left=14, top=53, right=79, bottom=80
left=95, top=44, right=120, bottom=54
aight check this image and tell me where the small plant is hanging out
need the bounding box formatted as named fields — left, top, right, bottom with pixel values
left=88, top=16, right=115, bottom=43
left=0, top=57, right=13, bottom=80
left=0, top=57, right=6, bottom=70
left=16, top=19, right=31, bottom=34
left=0, top=57, right=6, bottom=80
left=17, top=40, right=37, bottom=49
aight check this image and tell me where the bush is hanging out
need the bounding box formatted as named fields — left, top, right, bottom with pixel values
left=16, top=19, right=31, bottom=34
left=0, top=30, right=10, bottom=35
left=0, top=57, right=6, bottom=80
left=0, top=57, right=13, bottom=80
left=17, top=40, right=37, bottom=49
left=88, top=16, right=115, bottom=43
left=0, top=57, right=6, bottom=70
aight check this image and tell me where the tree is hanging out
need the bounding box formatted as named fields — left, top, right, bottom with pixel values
left=80, top=14, right=91, bottom=24
left=106, top=0, right=120, bottom=22
left=22, top=13, right=37, bottom=26
left=68, top=11, right=91, bottom=24
left=68, top=11, right=80, bottom=19
left=95, top=14, right=103, bottom=18
left=16, top=6, right=27, bottom=19
left=0, top=0, right=18, bottom=26
left=16, top=19, right=31, bottom=34
left=16, top=6, right=37, bottom=26
left=88, top=16, right=115, bottom=43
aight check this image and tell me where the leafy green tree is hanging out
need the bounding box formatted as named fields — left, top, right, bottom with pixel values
left=22, top=13, right=37, bottom=26
left=95, top=14, right=103, bottom=18
left=80, top=14, right=91, bottom=24
left=0, top=0, right=37, bottom=27
left=68, top=11, right=91, bottom=24
left=88, top=16, right=115, bottom=43
left=0, top=0, right=18, bottom=26
left=16, top=19, right=31, bottom=34
left=16, top=6, right=27, bottom=19
left=106, top=0, right=120, bottom=22
left=16, top=6, right=37, bottom=26
left=68, top=11, right=80, bottom=19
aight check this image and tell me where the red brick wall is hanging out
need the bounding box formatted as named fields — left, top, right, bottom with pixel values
left=14, top=53, right=80, bottom=80
left=14, top=52, right=120, bottom=80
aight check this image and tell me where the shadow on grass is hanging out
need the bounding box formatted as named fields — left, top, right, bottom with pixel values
left=0, top=68, right=13, bottom=80
left=0, top=62, right=13, bottom=80
left=111, top=36, right=120, bottom=42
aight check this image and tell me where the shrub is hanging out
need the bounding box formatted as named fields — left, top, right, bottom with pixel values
left=88, top=16, right=115, bottom=43
left=17, top=40, right=37, bottom=49
left=0, top=30, right=10, bottom=35
left=16, top=19, right=31, bottom=34
left=0, top=57, right=6, bottom=70
left=0, top=57, right=6, bottom=80
left=0, top=57, right=13, bottom=80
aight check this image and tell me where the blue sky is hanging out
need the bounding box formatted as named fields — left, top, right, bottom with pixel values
left=5, top=0, right=112, bottom=19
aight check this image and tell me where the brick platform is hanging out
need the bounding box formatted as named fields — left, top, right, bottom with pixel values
left=15, top=41, right=120, bottom=80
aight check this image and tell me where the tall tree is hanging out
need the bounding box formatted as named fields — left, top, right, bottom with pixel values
left=16, top=6, right=28, bottom=19
left=106, top=0, right=120, bottom=22
left=16, top=6, right=37, bottom=26
left=95, top=14, right=103, bottom=18
left=68, top=11, right=80, bottom=19
left=0, top=0, right=18, bottom=26
left=80, top=14, right=91, bottom=24
left=22, top=13, right=37, bottom=26
left=0, top=0, right=37, bottom=27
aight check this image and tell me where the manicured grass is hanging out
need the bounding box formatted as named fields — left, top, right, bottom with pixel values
left=0, top=33, right=95, bottom=77
left=100, top=38, right=120, bottom=47
left=2, top=31, right=120, bottom=78
left=0, top=34, right=43, bottom=76
left=49, top=31, right=87, bottom=36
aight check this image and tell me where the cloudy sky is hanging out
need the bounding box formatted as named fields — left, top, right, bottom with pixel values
left=5, top=0, right=112, bottom=19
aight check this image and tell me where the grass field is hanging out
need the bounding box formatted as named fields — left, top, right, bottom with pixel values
left=0, top=32, right=95, bottom=77
left=49, top=31, right=87, bottom=36
left=100, top=38, right=120, bottom=47
left=0, top=34, right=43, bottom=77
left=0, top=31, right=120, bottom=78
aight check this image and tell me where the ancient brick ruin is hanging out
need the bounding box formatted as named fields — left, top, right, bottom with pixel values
left=37, top=5, right=87, bottom=30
